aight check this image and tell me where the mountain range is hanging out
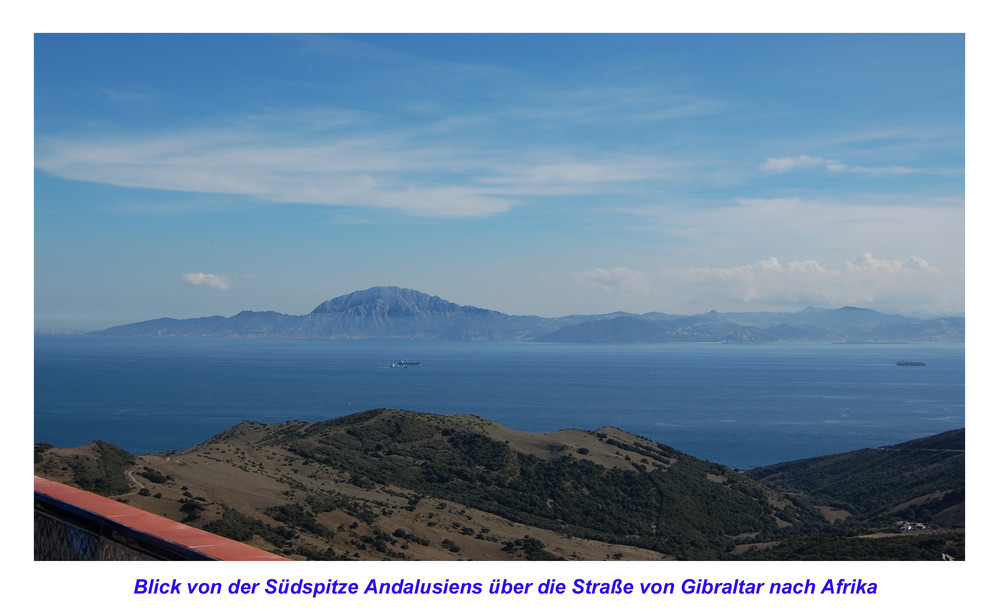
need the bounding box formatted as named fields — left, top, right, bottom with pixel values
left=92, top=286, right=964, bottom=343
left=34, top=410, right=964, bottom=560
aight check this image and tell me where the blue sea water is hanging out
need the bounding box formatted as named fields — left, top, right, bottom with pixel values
left=34, top=336, right=965, bottom=470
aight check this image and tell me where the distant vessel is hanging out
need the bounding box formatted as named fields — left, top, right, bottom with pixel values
left=391, top=360, right=421, bottom=368
left=896, top=360, right=926, bottom=366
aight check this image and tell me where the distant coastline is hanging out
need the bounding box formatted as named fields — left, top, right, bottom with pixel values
left=86, top=286, right=965, bottom=344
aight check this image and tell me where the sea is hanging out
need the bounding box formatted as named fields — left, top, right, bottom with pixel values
left=33, top=336, right=965, bottom=470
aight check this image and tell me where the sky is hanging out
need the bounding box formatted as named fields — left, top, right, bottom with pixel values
left=34, top=33, right=965, bottom=330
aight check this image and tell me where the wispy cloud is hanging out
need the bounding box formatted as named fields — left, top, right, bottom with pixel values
left=181, top=272, right=231, bottom=290
left=760, top=154, right=957, bottom=177
left=98, top=88, right=159, bottom=106
left=506, top=89, right=727, bottom=126
left=847, top=165, right=916, bottom=176
left=34, top=110, right=701, bottom=218
left=474, top=155, right=686, bottom=193
left=35, top=123, right=515, bottom=218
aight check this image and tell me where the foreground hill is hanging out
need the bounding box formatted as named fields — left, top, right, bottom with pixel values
left=90, top=286, right=964, bottom=342
left=35, top=411, right=964, bottom=560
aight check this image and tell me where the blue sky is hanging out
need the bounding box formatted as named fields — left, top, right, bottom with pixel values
left=34, top=34, right=965, bottom=329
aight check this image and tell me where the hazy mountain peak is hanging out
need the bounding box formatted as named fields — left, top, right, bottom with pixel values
left=310, top=286, right=462, bottom=316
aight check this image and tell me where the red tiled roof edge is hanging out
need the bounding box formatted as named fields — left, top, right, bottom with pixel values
left=35, top=476, right=291, bottom=561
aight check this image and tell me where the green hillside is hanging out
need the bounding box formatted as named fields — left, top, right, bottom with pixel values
left=747, top=429, right=964, bottom=524
left=250, top=410, right=826, bottom=559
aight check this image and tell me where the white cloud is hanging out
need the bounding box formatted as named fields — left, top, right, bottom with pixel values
left=576, top=254, right=964, bottom=315
left=760, top=155, right=825, bottom=173
left=35, top=128, right=518, bottom=218
left=847, top=252, right=934, bottom=273
left=181, top=272, right=231, bottom=290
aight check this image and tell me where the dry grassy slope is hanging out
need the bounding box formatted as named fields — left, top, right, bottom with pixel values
left=365, top=412, right=676, bottom=470
left=36, top=412, right=693, bottom=560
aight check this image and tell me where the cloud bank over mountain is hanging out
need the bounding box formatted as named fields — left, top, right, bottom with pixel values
left=577, top=253, right=964, bottom=316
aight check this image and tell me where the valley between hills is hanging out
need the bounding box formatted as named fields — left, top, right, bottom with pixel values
left=34, top=409, right=964, bottom=561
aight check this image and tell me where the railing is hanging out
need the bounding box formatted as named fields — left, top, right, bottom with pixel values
left=34, top=476, right=290, bottom=561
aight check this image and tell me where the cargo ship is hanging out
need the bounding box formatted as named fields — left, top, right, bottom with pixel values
left=391, top=360, right=421, bottom=368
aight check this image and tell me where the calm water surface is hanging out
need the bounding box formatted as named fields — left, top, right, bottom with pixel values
left=34, top=336, right=965, bottom=469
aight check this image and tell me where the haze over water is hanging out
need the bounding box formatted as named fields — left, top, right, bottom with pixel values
left=34, top=336, right=964, bottom=469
